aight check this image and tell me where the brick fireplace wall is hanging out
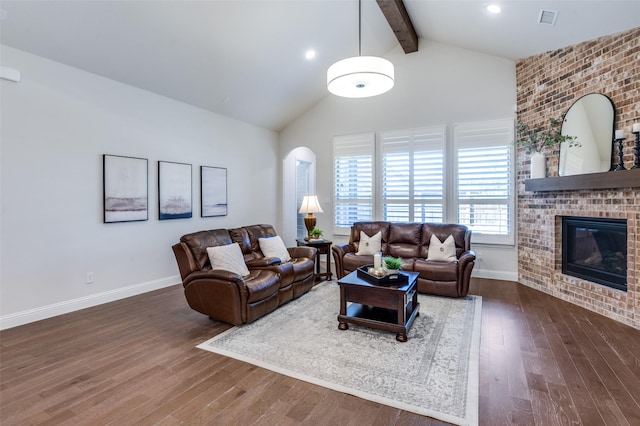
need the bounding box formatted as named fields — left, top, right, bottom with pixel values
left=516, top=27, right=640, bottom=329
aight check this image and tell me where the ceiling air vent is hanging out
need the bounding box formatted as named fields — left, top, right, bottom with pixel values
left=538, top=9, right=558, bottom=26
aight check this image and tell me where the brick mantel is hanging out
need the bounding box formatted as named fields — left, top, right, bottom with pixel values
left=516, top=27, right=640, bottom=329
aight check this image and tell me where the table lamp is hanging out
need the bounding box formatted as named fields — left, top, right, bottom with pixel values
left=299, top=195, right=323, bottom=240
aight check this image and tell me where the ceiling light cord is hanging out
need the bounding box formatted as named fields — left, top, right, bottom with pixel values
left=358, top=0, right=362, bottom=57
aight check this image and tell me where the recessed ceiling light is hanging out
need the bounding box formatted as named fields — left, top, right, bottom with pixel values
left=305, top=50, right=316, bottom=60
left=486, top=4, right=501, bottom=14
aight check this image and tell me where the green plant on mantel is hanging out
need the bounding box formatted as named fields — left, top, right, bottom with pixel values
left=516, top=118, right=578, bottom=155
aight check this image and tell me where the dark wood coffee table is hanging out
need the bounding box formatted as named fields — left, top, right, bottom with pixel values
left=337, top=270, right=420, bottom=342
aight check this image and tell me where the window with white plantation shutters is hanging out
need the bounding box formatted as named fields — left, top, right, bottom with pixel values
left=333, top=120, right=514, bottom=244
left=334, top=132, right=375, bottom=232
left=454, top=120, right=514, bottom=245
left=381, top=127, right=445, bottom=223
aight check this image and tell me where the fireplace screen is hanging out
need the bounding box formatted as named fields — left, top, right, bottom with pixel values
left=562, top=216, right=627, bottom=291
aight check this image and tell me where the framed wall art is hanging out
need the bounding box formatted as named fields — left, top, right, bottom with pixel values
left=103, top=154, right=148, bottom=223
left=158, top=161, right=192, bottom=220
left=201, top=166, right=227, bottom=217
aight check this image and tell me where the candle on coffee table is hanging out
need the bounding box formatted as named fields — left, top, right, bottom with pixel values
left=374, top=252, right=381, bottom=270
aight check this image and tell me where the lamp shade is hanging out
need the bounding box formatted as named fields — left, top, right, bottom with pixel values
left=299, top=195, right=324, bottom=214
left=327, top=56, right=394, bottom=98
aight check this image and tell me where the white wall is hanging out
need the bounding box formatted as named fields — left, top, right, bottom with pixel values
left=279, top=40, right=519, bottom=281
left=0, top=46, right=279, bottom=328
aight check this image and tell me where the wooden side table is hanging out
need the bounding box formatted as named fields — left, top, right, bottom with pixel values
left=296, top=239, right=332, bottom=282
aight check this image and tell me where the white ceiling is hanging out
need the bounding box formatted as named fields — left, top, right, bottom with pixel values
left=1, top=1, right=639, bottom=131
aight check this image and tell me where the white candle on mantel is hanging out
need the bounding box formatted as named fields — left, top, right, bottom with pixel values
left=373, top=252, right=382, bottom=270
left=633, top=123, right=640, bottom=133
left=615, top=130, right=625, bottom=140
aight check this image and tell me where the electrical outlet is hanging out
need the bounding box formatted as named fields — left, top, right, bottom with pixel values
left=86, top=272, right=94, bottom=284
left=476, top=252, right=483, bottom=261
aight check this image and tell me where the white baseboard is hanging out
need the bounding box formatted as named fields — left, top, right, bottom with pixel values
left=0, top=275, right=180, bottom=330
left=472, top=268, right=518, bottom=282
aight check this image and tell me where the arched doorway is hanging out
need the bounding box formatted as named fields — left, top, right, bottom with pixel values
left=282, top=147, right=316, bottom=245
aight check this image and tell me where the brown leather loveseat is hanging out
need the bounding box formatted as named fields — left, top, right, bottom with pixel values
left=332, top=221, right=476, bottom=297
left=172, top=224, right=316, bottom=325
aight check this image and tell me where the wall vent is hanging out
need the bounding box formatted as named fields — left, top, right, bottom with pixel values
left=538, top=9, right=558, bottom=26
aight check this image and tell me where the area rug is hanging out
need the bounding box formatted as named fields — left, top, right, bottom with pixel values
left=197, top=282, right=481, bottom=425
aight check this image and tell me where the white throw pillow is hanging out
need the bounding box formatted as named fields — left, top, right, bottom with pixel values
left=427, top=234, right=457, bottom=262
left=356, top=231, right=382, bottom=255
left=258, top=235, right=292, bottom=262
left=206, top=243, right=250, bottom=277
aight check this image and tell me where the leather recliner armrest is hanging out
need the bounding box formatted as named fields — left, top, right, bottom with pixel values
left=181, top=269, right=251, bottom=325
left=287, top=246, right=316, bottom=260
left=182, top=269, right=251, bottom=305
left=332, top=243, right=356, bottom=257
left=246, top=257, right=281, bottom=268
left=457, top=250, right=476, bottom=296
left=331, top=243, right=356, bottom=279
left=247, top=257, right=295, bottom=287
left=183, top=269, right=248, bottom=289
left=457, top=250, right=476, bottom=271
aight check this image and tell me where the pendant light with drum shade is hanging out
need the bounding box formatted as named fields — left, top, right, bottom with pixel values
left=327, top=0, right=394, bottom=98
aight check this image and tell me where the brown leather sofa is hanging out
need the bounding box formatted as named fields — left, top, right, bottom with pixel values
left=172, top=224, right=316, bottom=325
left=332, top=221, right=476, bottom=297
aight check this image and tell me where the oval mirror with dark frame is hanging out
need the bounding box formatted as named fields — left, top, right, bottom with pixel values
left=559, top=93, right=615, bottom=176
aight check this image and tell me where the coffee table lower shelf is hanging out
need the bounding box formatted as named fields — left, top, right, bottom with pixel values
left=338, top=302, right=420, bottom=342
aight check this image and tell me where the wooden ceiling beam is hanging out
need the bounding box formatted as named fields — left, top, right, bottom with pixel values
left=376, top=0, right=418, bottom=54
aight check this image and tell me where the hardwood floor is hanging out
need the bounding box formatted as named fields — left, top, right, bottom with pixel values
left=1, top=278, right=639, bottom=425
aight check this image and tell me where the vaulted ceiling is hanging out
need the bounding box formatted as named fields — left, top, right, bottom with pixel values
left=1, top=1, right=638, bottom=131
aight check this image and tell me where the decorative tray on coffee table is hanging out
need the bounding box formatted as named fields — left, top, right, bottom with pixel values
left=356, top=264, right=409, bottom=286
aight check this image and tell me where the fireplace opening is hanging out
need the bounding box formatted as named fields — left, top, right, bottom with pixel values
left=562, top=216, right=627, bottom=291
